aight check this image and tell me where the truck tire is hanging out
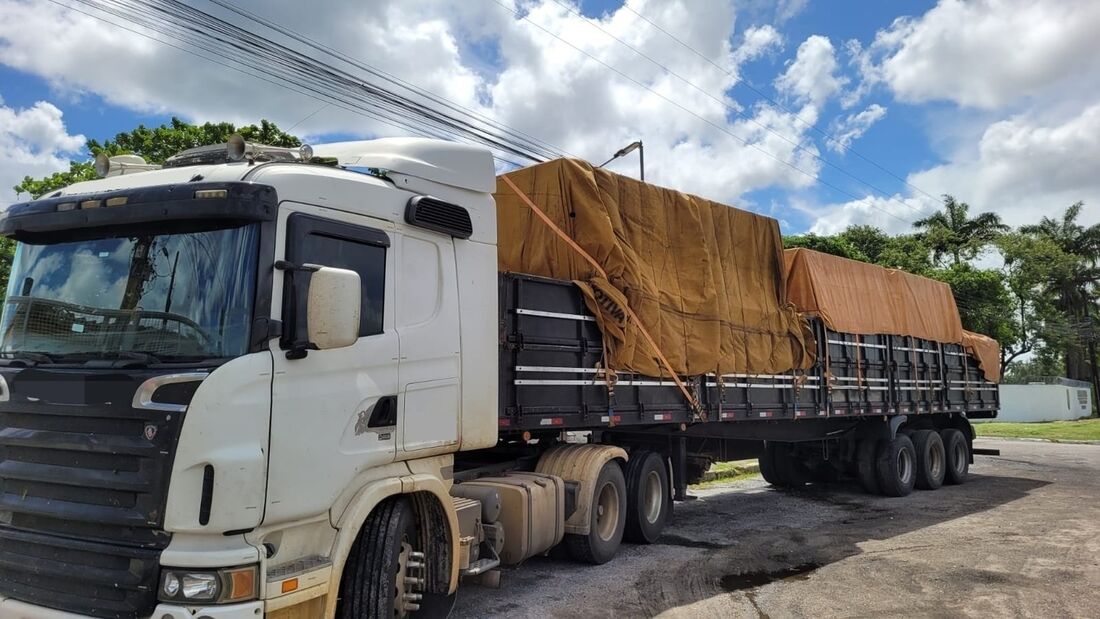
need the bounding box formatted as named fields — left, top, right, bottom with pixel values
left=623, top=451, right=670, bottom=544
left=565, top=459, right=627, bottom=564
left=759, top=443, right=781, bottom=485
left=685, top=456, right=712, bottom=485
left=338, top=497, right=422, bottom=619
left=773, top=443, right=810, bottom=487
left=856, top=438, right=881, bottom=495
left=941, top=428, right=970, bottom=485
left=912, top=429, right=946, bottom=490
left=875, top=433, right=916, bottom=497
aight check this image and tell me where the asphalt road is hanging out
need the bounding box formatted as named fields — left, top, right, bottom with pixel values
left=452, top=439, right=1100, bottom=618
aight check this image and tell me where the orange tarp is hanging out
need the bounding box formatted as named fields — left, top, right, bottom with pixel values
left=495, top=159, right=814, bottom=377
left=784, top=248, right=1001, bottom=381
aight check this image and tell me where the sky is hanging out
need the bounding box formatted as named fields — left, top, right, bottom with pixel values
left=0, top=0, right=1097, bottom=235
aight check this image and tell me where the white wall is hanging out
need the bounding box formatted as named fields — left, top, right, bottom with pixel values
left=995, top=384, right=1092, bottom=422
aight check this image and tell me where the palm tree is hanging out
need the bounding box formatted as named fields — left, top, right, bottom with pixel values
left=1020, top=202, right=1100, bottom=402
left=913, top=195, right=1009, bottom=266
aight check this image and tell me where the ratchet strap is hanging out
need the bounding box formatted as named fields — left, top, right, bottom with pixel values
left=500, top=175, right=703, bottom=418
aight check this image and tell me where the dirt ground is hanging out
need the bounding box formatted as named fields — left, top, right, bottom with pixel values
left=451, top=439, right=1100, bottom=618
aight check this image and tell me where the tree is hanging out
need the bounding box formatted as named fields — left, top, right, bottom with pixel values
left=13, top=117, right=299, bottom=199
left=913, top=195, right=1008, bottom=266
left=1019, top=202, right=1100, bottom=401
left=929, top=264, right=1018, bottom=373
left=839, top=225, right=933, bottom=275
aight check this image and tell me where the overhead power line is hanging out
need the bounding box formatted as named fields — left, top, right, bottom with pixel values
left=490, top=0, right=913, bottom=226
left=52, top=0, right=569, bottom=167
left=619, top=1, right=942, bottom=212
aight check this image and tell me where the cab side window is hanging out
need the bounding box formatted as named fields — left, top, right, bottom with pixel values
left=283, top=213, right=388, bottom=345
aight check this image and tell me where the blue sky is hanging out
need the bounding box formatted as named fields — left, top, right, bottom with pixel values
left=0, top=0, right=1096, bottom=233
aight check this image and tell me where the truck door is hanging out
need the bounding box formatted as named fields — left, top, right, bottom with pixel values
left=267, top=206, right=398, bottom=523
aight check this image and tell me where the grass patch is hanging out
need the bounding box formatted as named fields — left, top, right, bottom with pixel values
left=689, top=459, right=760, bottom=489
left=975, top=418, right=1100, bottom=442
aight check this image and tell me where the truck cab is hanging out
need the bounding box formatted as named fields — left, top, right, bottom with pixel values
left=0, top=138, right=499, bottom=618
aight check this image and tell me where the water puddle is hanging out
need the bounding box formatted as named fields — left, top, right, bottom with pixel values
left=720, top=562, right=821, bottom=592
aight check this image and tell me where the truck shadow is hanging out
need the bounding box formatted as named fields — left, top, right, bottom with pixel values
left=452, top=473, right=1048, bottom=618
left=632, top=473, right=1049, bottom=616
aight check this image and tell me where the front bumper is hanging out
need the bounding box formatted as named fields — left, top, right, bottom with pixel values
left=0, top=597, right=264, bottom=619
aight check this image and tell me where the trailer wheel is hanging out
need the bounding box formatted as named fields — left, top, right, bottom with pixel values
left=875, top=433, right=916, bottom=497
left=940, top=428, right=970, bottom=485
left=566, top=459, right=627, bottom=564
left=337, top=497, right=423, bottom=619
left=761, top=443, right=809, bottom=487
left=623, top=451, right=670, bottom=544
left=855, top=438, right=881, bottom=495
left=912, top=429, right=946, bottom=490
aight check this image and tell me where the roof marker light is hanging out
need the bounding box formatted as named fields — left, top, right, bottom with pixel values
left=80, top=200, right=102, bottom=209
left=105, top=196, right=128, bottom=207
left=56, top=202, right=77, bottom=212
left=194, top=189, right=228, bottom=199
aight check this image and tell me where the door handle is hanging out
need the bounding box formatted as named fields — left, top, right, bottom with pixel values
left=368, top=395, right=398, bottom=428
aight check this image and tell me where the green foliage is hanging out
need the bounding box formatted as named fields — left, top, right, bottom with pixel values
left=782, top=233, right=868, bottom=261
left=13, top=117, right=299, bottom=199
left=928, top=264, right=1016, bottom=350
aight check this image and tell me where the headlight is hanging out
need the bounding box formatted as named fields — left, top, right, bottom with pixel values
left=159, top=565, right=258, bottom=604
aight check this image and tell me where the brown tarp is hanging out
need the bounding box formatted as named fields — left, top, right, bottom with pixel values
left=784, top=248, right=1001, bottom=381
left=495, top=158, right=814, bottom=377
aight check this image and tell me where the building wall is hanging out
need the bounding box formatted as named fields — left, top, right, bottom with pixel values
left=995, top=384, right=1092, bottom=423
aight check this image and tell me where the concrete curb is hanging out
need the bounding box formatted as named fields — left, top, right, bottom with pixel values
left=976, top=436, right=1100, bottom=446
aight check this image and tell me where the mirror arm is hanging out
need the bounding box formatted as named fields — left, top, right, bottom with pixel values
left=275, top=260, right=321, bottom=359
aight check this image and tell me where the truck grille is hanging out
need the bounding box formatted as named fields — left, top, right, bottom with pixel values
left=0, top=368, right=189, bottom=619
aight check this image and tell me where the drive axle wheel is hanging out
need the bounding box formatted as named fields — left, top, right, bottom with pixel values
left=912, top=429, right=946, bottom=490
left=624, top=451, right=671, bottom=544
left=940, top=428, right=970, bottom=485
left=875, top=433, right=916, bottom=497
left=566, top=459, right=627, bottom=564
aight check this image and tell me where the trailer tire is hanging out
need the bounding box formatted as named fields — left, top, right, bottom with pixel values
left=623, top=451, right=670, bottom=544
left=856, top=438, right=881, bottom=495
left=337, top=497, right=421, bottom=619
left=773, top=443, right=810, bottom=487
left=758, top=444, right=781, bottom=485
left=875, top=434, right=916, bottom=497
left=565, top=459, right=627, bottom=564
left=912, top=429, right=946, bottom=490
left=941, top=428, right=970, bottom=485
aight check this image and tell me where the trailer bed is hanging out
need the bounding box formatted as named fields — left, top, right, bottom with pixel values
left=498, top=273, right=999, bottom=436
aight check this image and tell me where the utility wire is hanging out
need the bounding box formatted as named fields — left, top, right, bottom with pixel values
left=546, top=0, right=934, bottom=219
left=55, top=0, right=553, bottom=167
left=208, top=0, right=575, bottom=161
left=490, top=0, right=913, bottom=226
left=619, top=1, right=942, bottom=211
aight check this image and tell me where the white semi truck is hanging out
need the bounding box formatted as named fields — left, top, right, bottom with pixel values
left=0, top=137, right=997, bottom=618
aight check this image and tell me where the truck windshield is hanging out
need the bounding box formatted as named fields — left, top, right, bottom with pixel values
left=0, top=223, right=260, bottom=362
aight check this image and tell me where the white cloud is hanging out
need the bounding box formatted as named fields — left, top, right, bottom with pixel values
left=775, top=35, right=846, bottom=108
left=910, top=104, right=1100, bottom=228
left=0, top=98, right=85, bottom=204
left=798, top=194, right=928, bottom=236
left=0, top=0, right=853, bottom=210
left=858, top=0, right=1100, bottom=109
left=827, top=104, right=886, bottom=153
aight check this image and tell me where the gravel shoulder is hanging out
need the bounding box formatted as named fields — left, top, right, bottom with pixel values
left=452, top=439, right=1100, bottom=618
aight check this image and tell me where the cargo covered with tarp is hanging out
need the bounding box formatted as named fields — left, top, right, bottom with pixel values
left=494, top=158, right=813, bottom=378
left=783, top=248, right=1001, bottom=381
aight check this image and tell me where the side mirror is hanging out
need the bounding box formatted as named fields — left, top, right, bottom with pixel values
left=306, top=266, right=361, bottom=350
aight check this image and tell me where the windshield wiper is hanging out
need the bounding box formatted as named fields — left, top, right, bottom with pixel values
left=54, top=351, right=164, bottom=367
left=0, top=351, right=59, bottom=367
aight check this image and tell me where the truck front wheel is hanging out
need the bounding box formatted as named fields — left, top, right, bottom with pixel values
left=338, top=497, right=425, bottom=618
left=566, top=460, right=627, bottom=564
left=623, top=451, right=670, bottom=544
